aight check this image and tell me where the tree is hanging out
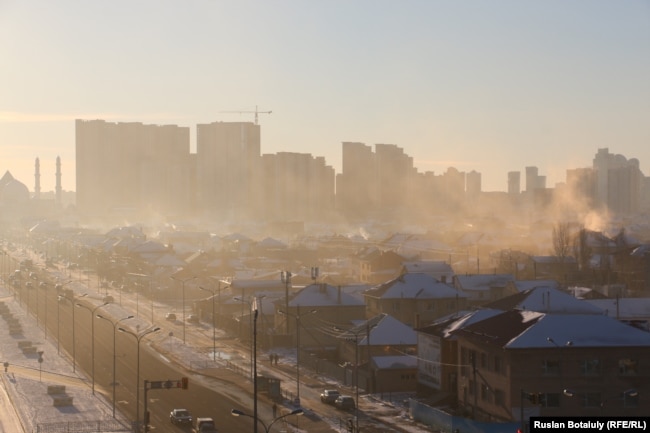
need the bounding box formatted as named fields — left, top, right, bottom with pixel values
left=552, top=222, right=572, bottom=263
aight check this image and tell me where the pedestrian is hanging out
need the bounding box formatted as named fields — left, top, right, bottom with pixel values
left=269, top=353, right=274, bottom=364
left=274, top=354, right=279, bottom=365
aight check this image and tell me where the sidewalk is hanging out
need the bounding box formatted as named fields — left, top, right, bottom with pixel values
left=0, top=288, right=131, bottom=433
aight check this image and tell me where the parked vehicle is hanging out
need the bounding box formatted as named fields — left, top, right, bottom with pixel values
left=165, top=312, right=177, bottom=321
left=187, top=314, right=199, bottom=323
left=320, top=389, right=341, bottom=404
left=170, top=408, right=192, bottom=425
left=102, top=295, right=114, bottom=303
left=334, top=395, right=356, bottom=411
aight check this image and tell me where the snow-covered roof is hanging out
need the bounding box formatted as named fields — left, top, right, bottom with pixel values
left=512, top=280, right=559, bottom=292
left=343, top=314, right=417, bottom=346
left=371, top=355, right=418, bottom=369
left=456, top=310, right=650, bottom=349
left=485, top=286, right=605, bottom=315
left=289, top=283, right=365, bottom=307
left=454, top=274, right=515, bottom=291
left=366, top=273, right=466, bottom=299
left=586, top=298, right=650, bottom=320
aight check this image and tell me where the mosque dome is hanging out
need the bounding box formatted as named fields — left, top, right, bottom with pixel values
left=0, top=171, right=30, bottom=205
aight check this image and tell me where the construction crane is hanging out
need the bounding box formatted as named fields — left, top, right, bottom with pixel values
left=221, top=105, right=272, bottom=125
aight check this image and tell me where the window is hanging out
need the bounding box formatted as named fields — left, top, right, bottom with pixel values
left=618, top=358, right=638, bottom=376
left=541, top=393, right=560, bottom=408
left=580, top=359, right=601, bottom=376
left=582, top=393, right=602, bottom=408
left=481, top=384, right=490, bottom=402
left=494, top=356, right=502, bottom=374
left=494, top=389, right=505, bottom=406
left=542, top=359, right=560, bottom=375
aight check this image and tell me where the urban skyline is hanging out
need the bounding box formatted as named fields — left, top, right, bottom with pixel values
left=2, top=1, right=648, bottom=193
left=66, top=118, right=648, bottom=229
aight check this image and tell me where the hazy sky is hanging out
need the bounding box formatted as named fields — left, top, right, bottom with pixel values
left=1, top=0, right=648, bottom=192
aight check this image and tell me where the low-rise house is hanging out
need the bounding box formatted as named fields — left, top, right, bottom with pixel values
left=453, top=310, right=650, bottom=422
left=452, top=274, right=516, bottom=307
left=401, top=260, right=455, bottom=283
left=416, top=309, right=502, bottom=404
left=337, top=313, right=418, bottom=393
left=272, top=282, right=366, bottom=349
left=364, top=272, right=468, bottom=327
left=354, top=247, right=408, bottom=284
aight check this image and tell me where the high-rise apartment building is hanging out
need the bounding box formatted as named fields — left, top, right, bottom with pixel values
left=196, top=121, right=261, bottom=220
left=261, top=152, right=335, bottom=222
left=75, top=119, right=191, bottom=218
left=593, top=148, right=642, bottom=214
left=337, top=142, right=377, bottom=217
left=507, top=171, right=521, bottom=195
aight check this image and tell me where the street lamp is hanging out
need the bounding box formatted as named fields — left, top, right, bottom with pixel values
left=170, top=275, right=196, bottom=344
left=119, top=326, right=160, bottom=432
left=335, top=323, right=377, bottom=433
left=75, top=301, right=109, bottom=394
left=234, top=296, right=257, bottom=380
left=278, top=306, right=317, bottom=407
left=280, top=271, right=291, bottom=334
left=97, top=314, right=133, bottom=418
left=199, top=285, right=218, bottom=361
left=57, top=292, right=87, bottom=373
left=231, top=408, right=303, bottom=433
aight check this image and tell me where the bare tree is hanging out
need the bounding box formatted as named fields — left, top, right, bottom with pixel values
left=552, top=221, right=572, bottom=262
left=572, top=225, right=592, bottom=271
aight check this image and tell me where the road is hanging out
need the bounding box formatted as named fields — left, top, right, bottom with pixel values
left=7, top=250, right=416, bottom=433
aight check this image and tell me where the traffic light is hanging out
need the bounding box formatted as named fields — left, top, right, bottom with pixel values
left=181, top=377, right=189, bottom=390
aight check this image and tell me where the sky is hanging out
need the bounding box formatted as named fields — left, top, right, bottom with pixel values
left=1, top=0, right=649, bottom=193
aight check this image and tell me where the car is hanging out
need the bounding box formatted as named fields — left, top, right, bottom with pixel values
left=165, top=312, right=177, bottom=321
left=102, top=295, right=114, bottom=303
left=334, top=395, right=356, bottom=411
left=187, top=314, right=199, bottom=323
left=195, top=417, right=217, bottom=432
left=320, top=389, right=341, bottom=404
left=170, top=408, right=192, bottom=425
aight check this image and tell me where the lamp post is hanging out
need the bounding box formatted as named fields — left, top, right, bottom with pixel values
left=97, top=314, right=133, bottom=418
left=335, top=323, right=376, bottom=433
left=234, top=296, right=255, bottom=380
left=279, top=305, right=317, bottom=407
left=75, top=301, right=109, bottom=395
left=170, top=275, right=196, bottom=344
left=199, top=285, right=218, bottom=361
left=55, top=280, right=74, bottom=355
left=280, top=271, right=291, bottom=334
left=119, top=326, right=160, bottom=431
left=231, top=408, right=303, bottom=433
left=57, top=292, right=86, bottom=373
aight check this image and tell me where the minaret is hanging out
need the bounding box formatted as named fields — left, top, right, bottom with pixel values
left=34, top=157, right=41, bottom=199
left=56, top=156, right=62, bottom=205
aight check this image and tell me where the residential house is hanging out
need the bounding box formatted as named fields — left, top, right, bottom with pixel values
left=416, top=309, right=502, bottom=404
left=401, top=260, right=455, bottom=283
left=453, top=310, right=650, bottom=421
left=355, top=247, right=407, bottom=284
left=364, top=272, right=468, bottom=327
left=272, top=282, right=366, bottom=349
left=452, top=274, right=516, bottom=308
left=337, top=313, right=418, bottom=393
